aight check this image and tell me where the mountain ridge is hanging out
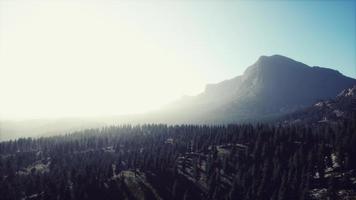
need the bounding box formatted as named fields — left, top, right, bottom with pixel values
left=282, top=84, right=356, bottom=124
left=148, top=55, right=356, bottom=124
left=1, top=55, right=355, bottom=140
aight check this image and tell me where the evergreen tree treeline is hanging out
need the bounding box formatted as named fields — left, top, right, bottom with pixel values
left=0, top=120, right=355, bottom=200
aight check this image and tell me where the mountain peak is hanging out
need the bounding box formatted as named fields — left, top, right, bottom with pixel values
left=255, top=55, right=342, bottom=76
left=244, top=54, right=309, bottom=77
left=255, top=54, right=307, bottom=68
left=257, top=54, right=293, bottom=61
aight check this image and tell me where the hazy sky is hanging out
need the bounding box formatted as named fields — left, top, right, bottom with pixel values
left=0, top=0, right=355, bottom=119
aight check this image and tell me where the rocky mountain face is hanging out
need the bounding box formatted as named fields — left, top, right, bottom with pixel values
left=151, top=55, right=356, bottom=124
left=283, top=85, right=356, bottom=124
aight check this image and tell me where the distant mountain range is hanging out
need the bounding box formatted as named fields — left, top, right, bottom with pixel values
left=146, top=55, right=356, bottom=124
left=1, top=55, right=355, bottom=140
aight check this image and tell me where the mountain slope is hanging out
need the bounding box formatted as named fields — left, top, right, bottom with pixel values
left=1, top=55, right=354, bottom=140
left=149, top=55, right=356, bottom=124
left=283, top=85, right=356, bottom=124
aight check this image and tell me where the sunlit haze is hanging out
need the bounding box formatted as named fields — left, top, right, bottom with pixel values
left=1, top=0, right=355, bottom=119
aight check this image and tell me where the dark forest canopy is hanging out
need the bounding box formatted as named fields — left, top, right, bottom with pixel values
left=1, top=120, right=356, bottom=200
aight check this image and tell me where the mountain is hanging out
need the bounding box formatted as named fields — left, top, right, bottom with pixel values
left=282, top=85, right=356, bottom=124
left=1, top=55, right=355, bottom=140
left=148, top=55, right=356, bottom=124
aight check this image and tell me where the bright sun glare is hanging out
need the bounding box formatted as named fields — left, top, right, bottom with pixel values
left=0, top=1, right=205, bottom=119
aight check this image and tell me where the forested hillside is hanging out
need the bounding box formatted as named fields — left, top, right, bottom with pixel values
left=1, top=119, right=356, bottom=200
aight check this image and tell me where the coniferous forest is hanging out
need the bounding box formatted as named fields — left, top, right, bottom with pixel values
left=1, top=119, right=356, bottom=200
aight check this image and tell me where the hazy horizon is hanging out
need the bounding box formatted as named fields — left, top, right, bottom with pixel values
left=1, top=0, right=355, bottom=120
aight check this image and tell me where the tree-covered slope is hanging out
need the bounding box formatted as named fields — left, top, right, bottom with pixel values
left=1, top=120, right=356, bottom=200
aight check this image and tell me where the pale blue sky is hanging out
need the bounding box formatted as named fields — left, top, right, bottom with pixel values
left=175, top=0, right=356, bottom=81
left=0, top=0, right=355, bottom=119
